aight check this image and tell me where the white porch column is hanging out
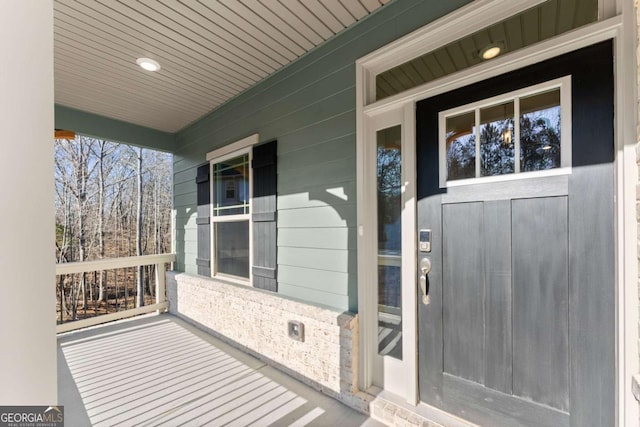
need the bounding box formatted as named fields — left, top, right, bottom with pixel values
left=0, top=1, right=56, bottom=404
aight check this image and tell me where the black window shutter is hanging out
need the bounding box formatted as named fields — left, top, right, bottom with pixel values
left=195, top=163, right=211, bottom=276
left=252, top=140, right=277, bottom=292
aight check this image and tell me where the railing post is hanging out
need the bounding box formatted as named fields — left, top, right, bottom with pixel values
left=155, top=262, right=166, bottom=314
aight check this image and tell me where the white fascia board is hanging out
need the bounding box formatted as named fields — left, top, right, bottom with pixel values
left=206, top=133, right=259, bottom=162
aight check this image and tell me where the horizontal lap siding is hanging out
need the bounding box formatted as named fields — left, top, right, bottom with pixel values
left=173, top=0, right=471, bottom=312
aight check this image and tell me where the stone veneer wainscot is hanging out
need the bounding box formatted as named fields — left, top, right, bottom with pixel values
left=166, top=272, right=372, bottom=413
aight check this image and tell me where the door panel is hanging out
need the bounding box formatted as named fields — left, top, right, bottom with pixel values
left=416, top=42, right=614, bottom=427
left=441, top=374, right=569, bottom=427
left=442, top=202, right=485, bottom=384
left=483, top=200, right=512, bottom=395
left=512, top=197, right=569, bottom=411
left=569, top=161, right=616, bottom=427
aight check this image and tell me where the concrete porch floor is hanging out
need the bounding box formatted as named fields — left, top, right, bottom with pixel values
left=58, top=314, right=385, bottom=427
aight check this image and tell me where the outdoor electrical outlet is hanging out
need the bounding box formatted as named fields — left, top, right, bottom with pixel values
left=288, top=320, right=304, bottom=342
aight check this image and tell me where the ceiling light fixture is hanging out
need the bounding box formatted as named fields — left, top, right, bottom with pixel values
left=479, top=45, right=501, bottom=60
left=136, top=57, right=161, bottom=72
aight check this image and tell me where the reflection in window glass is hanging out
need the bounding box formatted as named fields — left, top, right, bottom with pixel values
left=376, top=125, right=402, bottom=360
left=446, top=112, right=476, bottom=181
left=520, top=89, right=561, bottom=172
left=441, top=81, right=566, bottom=185
left=480, top=102, right=514, bottom=176
left=213, top=154, right=249, bottom=216
left=214, top=221, right=249, bottom=278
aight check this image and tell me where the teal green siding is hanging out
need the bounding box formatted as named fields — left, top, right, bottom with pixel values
left=55, top=105, right=175, bottom=152
left=173, top=0, right=471, bottom=312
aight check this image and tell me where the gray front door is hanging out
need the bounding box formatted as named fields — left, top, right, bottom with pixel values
left=416, top=42, right=614, bottom=427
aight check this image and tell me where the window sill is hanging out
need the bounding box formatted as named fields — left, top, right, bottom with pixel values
left=211, top=273, right=250, bottom=287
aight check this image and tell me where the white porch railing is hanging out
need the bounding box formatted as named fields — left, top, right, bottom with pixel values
left=56, top=253, right=176, bottom=334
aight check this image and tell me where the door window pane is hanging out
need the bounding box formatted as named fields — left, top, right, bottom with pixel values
left=480, top=101, right=515, bottom=176
left=440, top=79, right=568, bottom=186
left=214, top=221, right=249, bottom=278
left=520, top=89, right=561, bottom=172
left=446, top=112, right=476, bottom=181
left=376, top=125, right=402, bottom=360
left=213, top=154, right=249, bottom=216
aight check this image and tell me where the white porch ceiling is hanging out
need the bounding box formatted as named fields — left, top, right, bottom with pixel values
left=54, top=0, right=390, bottom=133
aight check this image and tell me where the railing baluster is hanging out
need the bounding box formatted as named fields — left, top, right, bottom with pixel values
left=115, top=268, right=119, bottom=312
left=93, top=270, right=97, bottom=315
left=124, top=267, right=129, bottom=310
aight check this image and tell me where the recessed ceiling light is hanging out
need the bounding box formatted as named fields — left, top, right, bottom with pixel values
left=479, top=45, right=501, bottom=60
left=136, top=57, right=161, bottom=72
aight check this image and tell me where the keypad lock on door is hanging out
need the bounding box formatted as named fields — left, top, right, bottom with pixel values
left=419, top=229, right=432, bottom=252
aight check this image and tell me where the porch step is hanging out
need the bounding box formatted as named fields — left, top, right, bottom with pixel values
left=370, top=393, right=477, bottom=427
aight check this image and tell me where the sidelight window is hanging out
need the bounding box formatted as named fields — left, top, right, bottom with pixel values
left=440, top=77, right=570, bottom=187
left=376, top=124, right=403, bottom=360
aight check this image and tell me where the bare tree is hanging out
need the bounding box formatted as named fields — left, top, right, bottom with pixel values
left=135, top=146, right=144, bottom=308
left=91, top=140, right=117, bottom=301
left=56, top=136, right=97, bottom=318
left=54, top=136, right=172, bottom=323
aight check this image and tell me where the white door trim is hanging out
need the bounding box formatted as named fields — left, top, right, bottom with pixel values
left=363, top=15, right=621, bottom=117
left=614, top=1, right=639, bottom=426
left=401, top=102, right=418, bottom=405
left=356, top=1, right=637, bottom=425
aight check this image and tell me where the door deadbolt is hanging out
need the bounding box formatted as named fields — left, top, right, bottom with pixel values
left=420, top=257, right=432, bottom=274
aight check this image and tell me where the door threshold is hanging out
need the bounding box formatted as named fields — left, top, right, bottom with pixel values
left=370, top=390, right=478, bottom=427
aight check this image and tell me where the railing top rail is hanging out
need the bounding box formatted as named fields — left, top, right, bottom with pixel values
left=55, top=253, right=176, bottom=275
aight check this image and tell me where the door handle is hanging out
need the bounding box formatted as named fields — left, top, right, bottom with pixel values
left=420, top=257, right=431, bottom=305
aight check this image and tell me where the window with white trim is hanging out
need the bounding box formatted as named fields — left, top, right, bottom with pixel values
left=203, top=134, right=278, bottom=290
left=210, top=150, right=251, bottom=281
left=439, top=76, right=571, bottom=187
